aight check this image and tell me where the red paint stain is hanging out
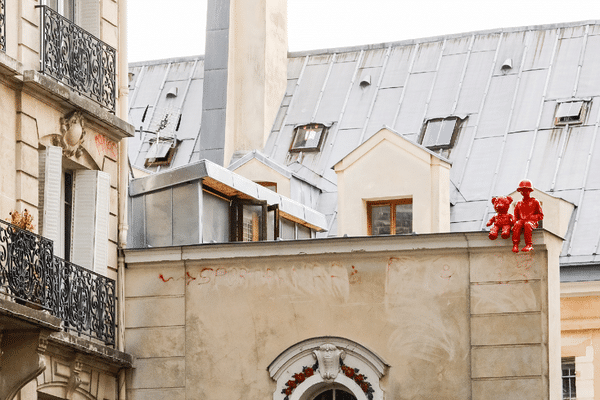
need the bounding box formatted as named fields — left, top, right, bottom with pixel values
left=159, top=274, right=173, bottom=282
left=186, top=271, right=197, bottom=285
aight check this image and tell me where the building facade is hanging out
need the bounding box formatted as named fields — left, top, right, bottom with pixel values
left=0, top=0, right=133, bottom=398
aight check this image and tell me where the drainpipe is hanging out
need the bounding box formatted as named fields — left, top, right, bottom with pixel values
left=117, top=0, right=129, bottom=398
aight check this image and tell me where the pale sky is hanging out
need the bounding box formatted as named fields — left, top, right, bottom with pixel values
left=127, top=0, right=600, bottom=63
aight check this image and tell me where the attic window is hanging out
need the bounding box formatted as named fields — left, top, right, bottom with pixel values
left=290, top=124, right=326, bottom=152
left=145, top=140, right=177, bottom=167
left=555, top=101, right=587, bottom=126
left=420, top=117, right=463, bottom=150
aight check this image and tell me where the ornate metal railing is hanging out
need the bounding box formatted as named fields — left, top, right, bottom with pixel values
left=39, top=5, right=116, bottom=112
left=0, top=0, right=5, bottom=52
left=0, top=220, right=116, bottom=347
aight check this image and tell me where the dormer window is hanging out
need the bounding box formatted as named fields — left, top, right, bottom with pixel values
left=555, top=100, right=588, bottom=126
left=367, top=199, right=412, bottom=236
left=145, top=139, right=177, bottom=167
left=290, top=124, right=326, bottom=152
left=420, top=117, right=464, bottom=150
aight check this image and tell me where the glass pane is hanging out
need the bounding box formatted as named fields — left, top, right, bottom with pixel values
left=173, top=183, right=199, bottom=245
left=297, top=224, right=311, bottom=239
left=337, top=390, right=357, bottom=400
left=371, top=205, right=391, bottom=235
left=423, top=120, right=442, bottom=147
left=314, top=390, right=334, bottom=400
left=281, top=218, right=295, bottom=239
left=145, top=189, right=173, bottom=247
left=437, top=119, right=457, bottom=146
left=242, top=205, right=262, bottom=242
left=562, top=359, right=576, bottom=400
left=395, top=203, right=412, bottom=234
left=292, top=125, right=323, bottom=150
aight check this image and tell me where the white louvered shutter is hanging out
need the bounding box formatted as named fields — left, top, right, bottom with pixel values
left=78, top=0, right=100, bottom=37
left=71, top=170, right=110, bottom=275
left=39, top=146, right=63, bottom=256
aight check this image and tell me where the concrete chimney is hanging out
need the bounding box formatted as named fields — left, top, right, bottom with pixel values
left=199, top=0, right=288, bottom=167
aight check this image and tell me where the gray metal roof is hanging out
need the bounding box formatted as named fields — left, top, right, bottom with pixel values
left=128, top=21, right=600, bottom=266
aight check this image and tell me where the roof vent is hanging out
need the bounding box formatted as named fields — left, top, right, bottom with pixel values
left=360, top=75, right=371, bottom=88
left=166, top=87, right=178, bottom=98
left=501, top=58, right=513, bottom=73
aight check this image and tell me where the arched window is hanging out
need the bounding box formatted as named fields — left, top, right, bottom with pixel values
left=269, top=337, right=388, bottom=400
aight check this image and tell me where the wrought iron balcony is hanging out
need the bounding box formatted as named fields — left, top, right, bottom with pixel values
left=0, top=0, right=5, bottom=52
left=39, top=5, right=116, bottom=112
left=0, top=219, right=116, bottom=347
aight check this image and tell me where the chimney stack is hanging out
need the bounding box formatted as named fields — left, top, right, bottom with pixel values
left=199, top=0, right=288, bottom=166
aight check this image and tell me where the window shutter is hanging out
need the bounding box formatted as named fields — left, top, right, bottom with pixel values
left=78, top=0, right=100, bottom=37
left=39, top=146, right=62, bottom=255
left=71, top=170, right=110, bottom=275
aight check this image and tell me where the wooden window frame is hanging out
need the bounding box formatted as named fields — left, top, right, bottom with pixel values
left=367, top=198, right=412, bottom=236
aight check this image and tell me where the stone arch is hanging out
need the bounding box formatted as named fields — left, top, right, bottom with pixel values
left=268, top=337, right=388, bottom=400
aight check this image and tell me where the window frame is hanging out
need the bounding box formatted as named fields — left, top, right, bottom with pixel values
left=555, top=100, right=588, bottom=126
left=419, top=117, right=464, bottom=150
left=562, top=357, right=576, bottom=400
left=367, top=198, right=413, bottom=236
left=290, top=124, right=327, bottom=152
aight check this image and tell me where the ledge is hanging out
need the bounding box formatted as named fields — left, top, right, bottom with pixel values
left=49, top=331, right=133, bottom=369
left=22, top=70, right=134, bottom=141
left=0, top=298, right=62, bottom=331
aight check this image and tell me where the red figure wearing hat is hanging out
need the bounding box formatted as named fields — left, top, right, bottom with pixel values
left=512, top=180, right=544, bottom=253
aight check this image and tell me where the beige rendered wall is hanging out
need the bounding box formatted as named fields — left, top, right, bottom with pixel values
left=124, top=230, right=562, bottom=400
left=335, top=131, right=451, bottom=236
left=224, top=0, right=287, bottom=166
left=232, top=158, right=291, bottom=197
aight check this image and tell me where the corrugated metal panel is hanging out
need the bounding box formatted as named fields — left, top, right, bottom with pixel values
left=459, top=136, right=504, bottom=200
left=285, top=63, right=330, bottom=125
left=547, top=37, right=584, bottom=99
left=576, top=35, right=600, bottom=98
left=314, top=61, right=358, bottom=123
left=307, top=54, right=334, bottom=65
left=538, top=100, right=558, bottom=130
left=561, top=25, right=587, bottom=39
left=361, top=48, right=387, bottom=68
left=476, top=75, right=518, bottom=138
left=586, top=125, right=600, bottom=190
left=448, top=126, right=475, bottom=186
left=166, top=61, right=197, bottom=81
left=339, top=66, right=382, bottom=130
left=454, top=51, right=496, bottom=115
left=494, top=131, right=535, bottom=195
left=450, top=200, right=488, bottom=223
left=177, top=79, right=204, bottom=139
left=509, top=70, right=547, bottom=132
left=380, top=45, right=414, bottom=89
left=555, top=126, right=596, bottom=190
left=523, top=29, right=558, bottom=71
left=326, top=127, right=362, bottom=170
left=567, top=190, right=600, bottom=256
left=171, top=139, right=198, bottom=169
left=526, top=128, right=563, bottom=191
left=393, top=72, right=435, bottom=134
left=444, top=36, right=471, bottom=55
left=585, top=99, right=600, bottom=128
left=287, top=57, right=306, bottom=79
left=130, top=64, right=171, bottom=108
left=364, top=87, right=403, bottom=139
left=426, top=53, right=468, bottom=118
left=192, top=59, right=204, bottom=79
left=335, top=51, right=361, bottom=63
left=493, top=31, right=527, bottom=76
left=412, top=41, right=444, bottom=73
left=472, top=33, right=501, bottom=52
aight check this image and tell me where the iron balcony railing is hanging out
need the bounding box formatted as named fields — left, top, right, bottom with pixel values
left=0, top=219, right=116, bottom=347
left=0, top=0, right=5, bottom=52
left=38, top=5, right=116, bottom=112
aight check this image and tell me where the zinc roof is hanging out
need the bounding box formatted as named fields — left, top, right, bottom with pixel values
left=128, top=21, right=600, bottom=267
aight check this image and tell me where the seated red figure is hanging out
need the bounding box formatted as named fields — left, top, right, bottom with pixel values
left=487, top=196, right=514, bottom=240
left=512, top=180, right=544, bottom=253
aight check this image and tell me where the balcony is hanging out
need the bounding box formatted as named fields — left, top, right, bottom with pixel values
left=0, top=219, right=116, bottom=347
left=0, top=0, right=4, bottom=52
left=38, top=5, right=116, bottom=112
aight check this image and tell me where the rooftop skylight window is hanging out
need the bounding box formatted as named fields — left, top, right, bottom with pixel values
left=420, top=117, right=464, bottom=150
left=555, top=100, right=587, bottom=126
left=290, top=124, right=326, bottom=152
left=145, top=139, right=177, bottom=167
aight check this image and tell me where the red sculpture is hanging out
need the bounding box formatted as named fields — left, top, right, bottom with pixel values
left=512, top=180, right=544, bottom=253
left=486, top=196, right=514, bottom=240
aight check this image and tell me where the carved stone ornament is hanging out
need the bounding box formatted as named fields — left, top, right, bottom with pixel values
left=53, top=111, right=87, bottom=158
left=313, top=344, right=345, bottom=383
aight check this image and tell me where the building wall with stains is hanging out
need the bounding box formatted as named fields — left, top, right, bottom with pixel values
left=124, top=230, right=562, bottom=400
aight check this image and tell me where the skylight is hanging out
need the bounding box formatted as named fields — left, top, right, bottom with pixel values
left=555, top=100, right=587, bottom=126
left=420, top=117, right=464, bottom=150
left=290, top=124, right=327, bottom=152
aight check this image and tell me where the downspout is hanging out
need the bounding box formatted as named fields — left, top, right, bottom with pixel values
left=117, top=0, right=129, bottom=398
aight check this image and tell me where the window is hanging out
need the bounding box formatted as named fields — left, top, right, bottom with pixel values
left=145, top=139, right=177, bottom=167
left=312, top=389, right=357, bottom=400
left=562, top=358, right=576, bottom=400
left=420, top=117, right=464, bottom=150
left=290, top=124, right=327, bottom=152
left=555, top=101, right=588, bottom=126
left=44, top=0, right=100, bottom=36
left=367, top=199, right=412, bottom=235
left=63, top=171, right=73, bottom=261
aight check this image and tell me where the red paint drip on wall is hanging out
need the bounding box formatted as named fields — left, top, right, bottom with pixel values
left=159, top=274, right=173, bottom=282
left=186, top=271, right=197, bottom=285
